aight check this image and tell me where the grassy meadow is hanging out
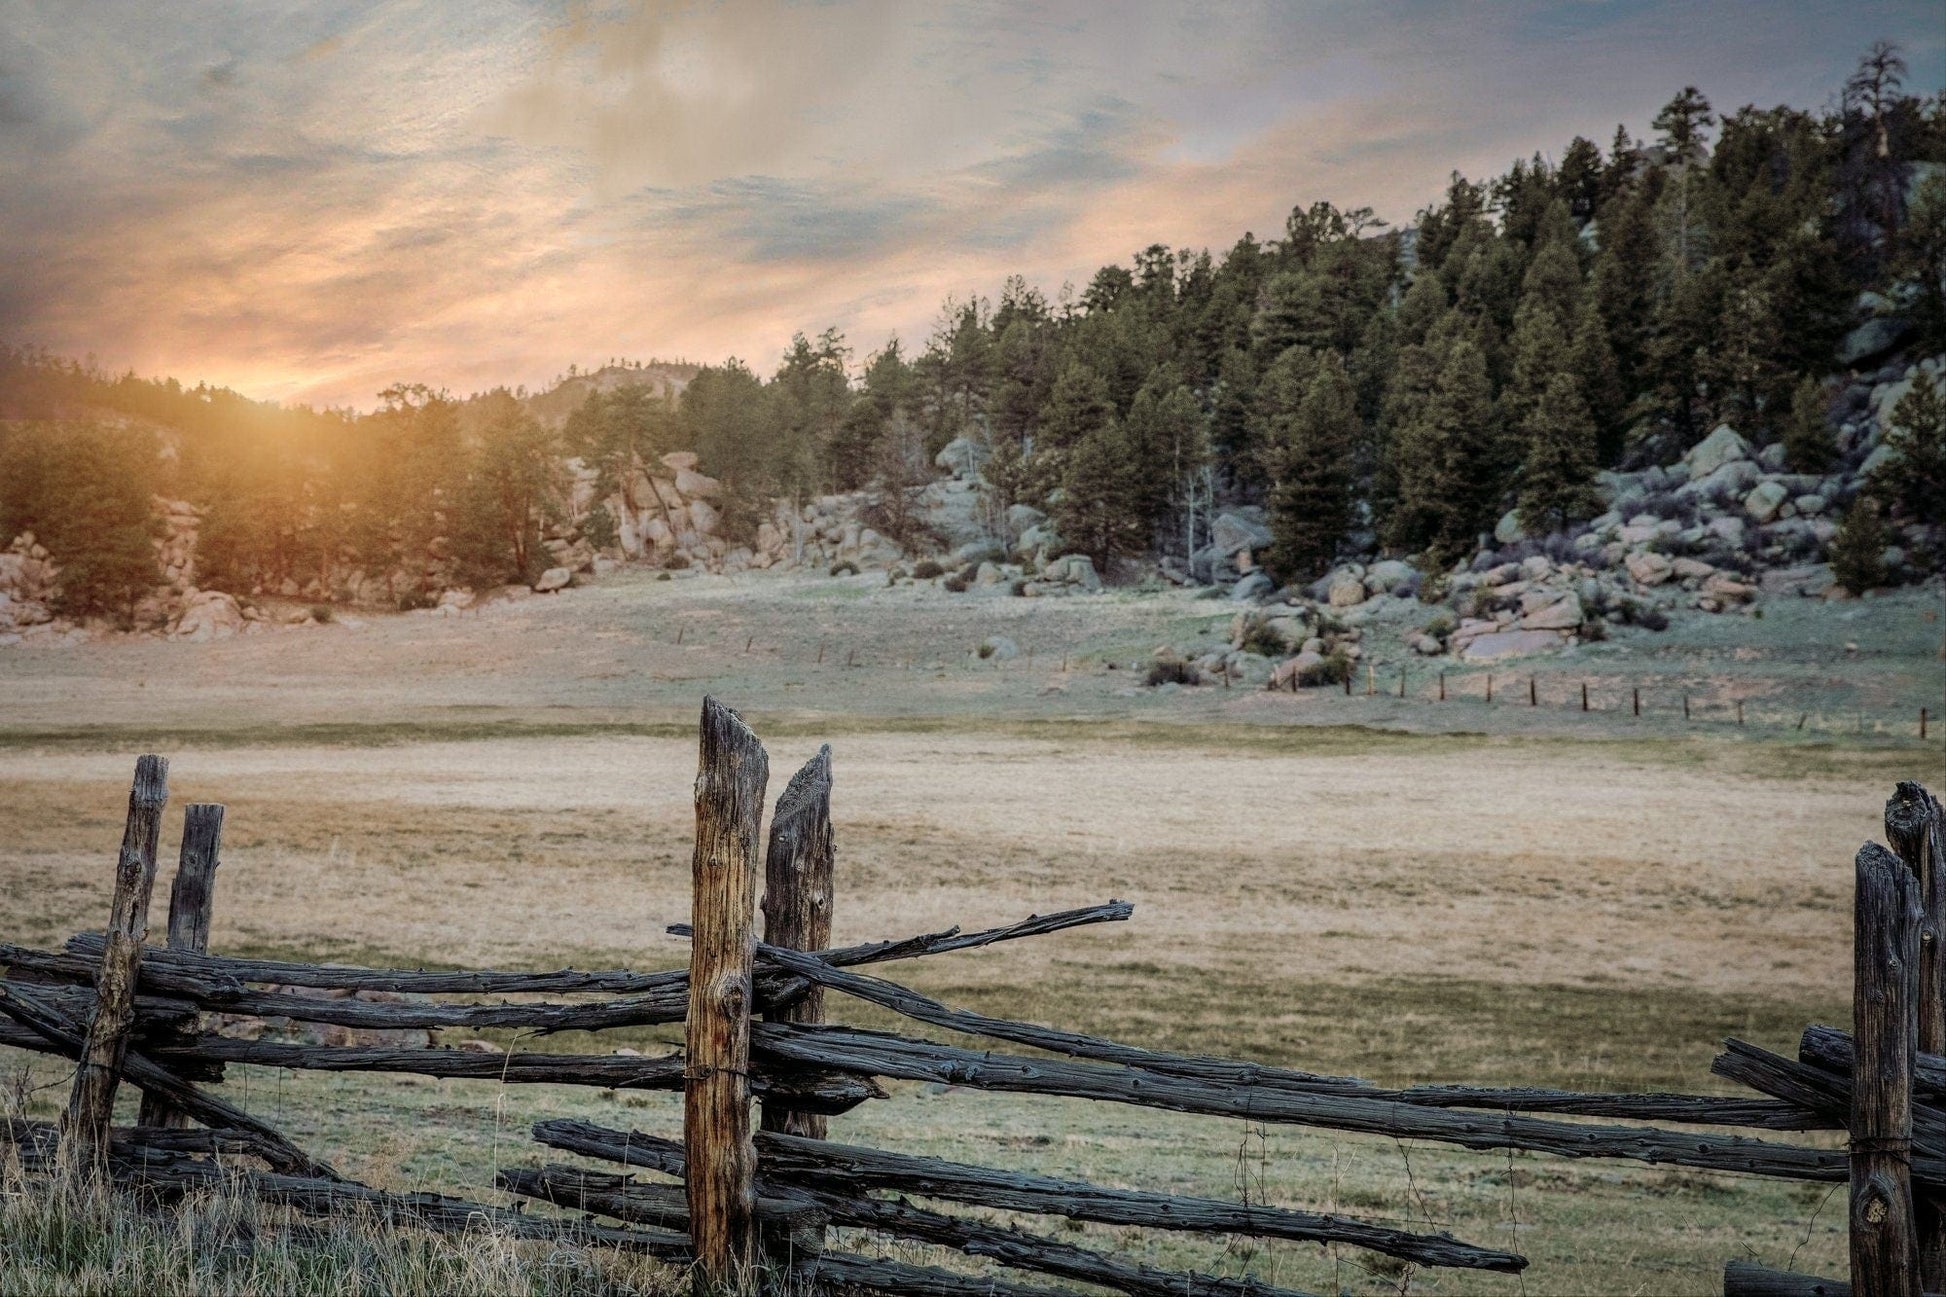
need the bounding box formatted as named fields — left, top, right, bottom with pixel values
left=1, top=573, right=1941, bottom=1294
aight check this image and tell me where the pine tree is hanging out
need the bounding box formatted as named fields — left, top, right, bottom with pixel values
left=1517, top=372, right=1602, bottom=534
left=1055, top=415, right=1143, bottom=567
left=1568, top=297, right=1628, bottom=464
left=1266, top=353, right=1360, bottom=582
left=0, top=421, right=158, bottom=622
left=1875, top=374, right=1946, bottom=538
left=1781, top=378, right=1836, bottom=473
left=1506, top=296, right=1571, bottom=431
left=1384, top=338, right=1502, bottom=562
left=1829, top=498, right=1890, bottom=594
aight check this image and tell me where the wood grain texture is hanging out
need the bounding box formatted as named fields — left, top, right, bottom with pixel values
left=60, top=755, right=167, bottom=1177
left=684, top=697, right=767, bottom=1294
left=139, top=802, right=224, bottom=1128
left=1889, top=782, right=1946, bottom=1289
left=760, top=744, right=833, bottom=1141
left=1853, top=839, right=1921, bottom=1297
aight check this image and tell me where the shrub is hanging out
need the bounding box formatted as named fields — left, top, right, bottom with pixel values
left=309, top=604, right=334, bottom=624
left=395, top=589, right=435, bottom=611
left=0, top=420, right=159, bottom=620
left=1299, top=648, right=1353, bottom=687
left=912, top=559, right=946, bottom=580
left=1422, top=609, right=1458, bottom=640
left=580, top=502, right=619, bottom=551
left=828, top=560, right=859, bottom=577
left=1237, top=615, right=1289, bottom=659
left=1146, top=658, right=1199, bottom=686
left=942, top=574, right=969, bottom=593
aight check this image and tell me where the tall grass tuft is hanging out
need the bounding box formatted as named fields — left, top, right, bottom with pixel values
left=0, top=1160, right=681, bottom=1297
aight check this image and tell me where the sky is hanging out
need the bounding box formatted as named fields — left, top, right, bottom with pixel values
left=1, top=1, right=1941, bottom=410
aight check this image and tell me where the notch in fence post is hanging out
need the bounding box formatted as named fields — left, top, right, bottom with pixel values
left=685, top=699, right=768, bottom=1295
left=137, top=803, right=224, bottom=1129
left=1438, top=671, right=1446, bottom=702
left=1581, top=681, right=1589, bottom=712
left=1633, top=687, right=1640, bottom=718
left=1851, top=840, right=1921, bottom=1297
left=1887, top=783, right=1946, bottom=1289
left=60, top=754, right=169, bottom=1178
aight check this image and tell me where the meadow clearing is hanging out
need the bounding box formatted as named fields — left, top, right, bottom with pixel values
left=1, top=571, right=1940, bottom=1294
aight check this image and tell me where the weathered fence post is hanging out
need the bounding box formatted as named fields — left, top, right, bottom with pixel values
left=138, top=803, right=225, bottom=1129
left=1887, top=783, right=1946, bottom=1288
left=60, top=754, right=169, bottom=1177
left=760, top=745, right=834, bottom=1139
left=685, top=699, right=768, bottom=1295
left=1852, top=840, right=1921, bottom=1297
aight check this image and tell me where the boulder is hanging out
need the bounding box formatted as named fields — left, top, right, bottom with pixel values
left=1706, top=516, right=1748, bottom=549
left=953, top=538, right=1006, bottom=566
left=173, top=591, right=245, bottom=642
left=1366, top=559, right=1417, bottom=592
left=1518, top=592, right=1583, bottom=632
left=674, top=468, right=721, bottom=499
left=1328, top=578, right=1367, bottom=608
left=1678, top=458, right=1761, bottom=501
left=1210, top=511, right=1273, bottom=558
left=688, top=499, right=721, bottom=535
left=1838, top=316, right=1912, bottom=368
left=1702, top=572, right=1757, bottom=604
left=1743, top=480, right=1789, bottom=523
left=935, top=436, right=989, bottom=479
left=1859, top=441, right=1899, bottom=479
left=1625, top=551, right=1674, bottom=586
left=974, top=561, right=1006, bottom=587
left=1005, top=503, right=1047, bottom=535
left=1458, top=629, right=1564, bottom=662
left=975, top=635, right=1019, bottom=661
left=533, top=567, right=573, bottom=593
left=1794, top=494, right=1827, bottom=516
left=1231, top=572, right=1274, bottom=601
left=1044, top=554, right=1102, bottom=591
left=1671, top=557, right=1716, bottom=581
left=1684, top=424, right=1751, bottom=479
left=660, top=451, right=700, bottom=473
left=1493, top=509, right=1527, bottom=545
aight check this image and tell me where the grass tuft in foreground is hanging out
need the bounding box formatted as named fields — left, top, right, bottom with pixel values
left=0, top=1161, right=682, bottom=1297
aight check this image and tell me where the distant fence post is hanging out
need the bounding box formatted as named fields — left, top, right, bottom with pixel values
left=137, top=803, right=225, bottom=1129
left=60, top=754, right=169, bottom=1177
left=1851, top=840, right=1921, bottom=1297
left=685, top=699, right=768, bottom=1294
left=1887, top=783, right=1946, bottom=1289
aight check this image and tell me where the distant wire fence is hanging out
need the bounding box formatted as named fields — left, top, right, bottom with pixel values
left=665, top=619, right=1939, bottom=741
left=4, top=711, right=1946, bottom=1295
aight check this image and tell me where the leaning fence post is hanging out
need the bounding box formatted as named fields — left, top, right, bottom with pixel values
left=138, top=803, right=224, bottom=1129
left=760, top=746, right=834, bottom=1140
left=1852, top=840, right=1921, bottom=1297
left=1887, top=783, right=1946, bottom=1288
left=685, top=699, right=767, bottom=1295
left=60, top=754, right=169, bottom=1177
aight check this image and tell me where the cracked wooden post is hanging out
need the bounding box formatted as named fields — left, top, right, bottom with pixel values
left=1851, top=839, right=1921, bottom=1297
left=1887, top=783, right=1946, bottom=1289
left=759, top=744, right=835, bottom=1269
left=138, top=802, right=225, bottom=1129
left=761, top=745, right=834, bottom=1139
left=686, top=699, right=768, bottom=1294
left=60, top=754, right=168, bottom=1177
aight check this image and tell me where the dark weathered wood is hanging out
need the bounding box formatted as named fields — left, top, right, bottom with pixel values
left=1804, top=1028, right=1946, bottom=1107
left=1714, top=1040, right=1946, bottom=1156
left=61, top=755, right=168, bottom=1177
left=1724, top=1262, right=1856, bottom=1296
left=761, top=745, right=834, bottom=1144
left=499, top=1164, right=826, bottom=1238
left=802, top=1252, right=1077, bottom=1297
left=749, top=942, right=1828, bottom=1128
left=531, top=1121, right=1321, bottom=1297
left=0, top=979, right=332, bottom=1178
left=48, top=899, right=1129, bottom=1005
left=139, top=803, right=225, bottom=1129
left=685, top=697, right=767, bottom=1293
left=131, top=1032, right=881, bottom=1112
left=753, top=1021, right=1933, bottom=1185
left=534, top=1118, right=1525, bottom=1273
left=1853, top=839, right=1922, bottom=1297
left=1889, top=782, right=1946, bottom=1289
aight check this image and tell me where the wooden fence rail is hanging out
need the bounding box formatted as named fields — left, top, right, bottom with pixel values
left=0, top=721, right=1940, bottom=1296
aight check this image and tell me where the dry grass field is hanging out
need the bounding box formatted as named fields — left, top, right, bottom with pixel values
left=1, top=572, right=1941, bottom=1294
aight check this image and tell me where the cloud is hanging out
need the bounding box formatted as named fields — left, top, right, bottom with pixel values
left=0, top=0, right=1940, bottom=407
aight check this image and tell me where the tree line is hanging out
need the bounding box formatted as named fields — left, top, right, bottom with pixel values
left=2, top=45, right=1942, bottom=622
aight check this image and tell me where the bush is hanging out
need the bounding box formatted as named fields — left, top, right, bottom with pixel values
left=395, top=589, right=435, bottom=611
left=828, top=560, right=860, bottom=577
left=309, top=604, right=334, bottom=624
left=1237, top=615, right=1289, bottom=659
left=942, top=574, right=969, bottom=593
left=1146, top=658, right=1199, bottom=687
left=912, top=559, right=946, bottom=580
left=1299, top=648, right=1353, bottom=687
left=1422, top=609, right=1458, bottom=640
left=580, top=502, right=619, bottom=551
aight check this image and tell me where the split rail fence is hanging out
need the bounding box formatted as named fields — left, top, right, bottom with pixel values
left=0, top=700, right=1942, bottom=1296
